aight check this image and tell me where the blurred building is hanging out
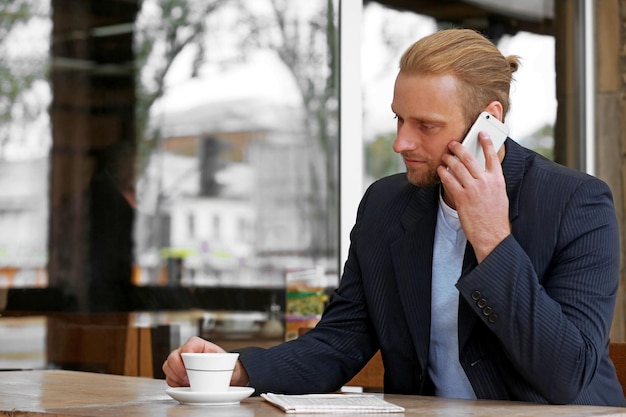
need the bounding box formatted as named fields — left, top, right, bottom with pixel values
left=0, top=158, right=48, bottom=288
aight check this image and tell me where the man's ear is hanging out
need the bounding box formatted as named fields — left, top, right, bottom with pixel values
left=484, top=101, right=504, bottom=122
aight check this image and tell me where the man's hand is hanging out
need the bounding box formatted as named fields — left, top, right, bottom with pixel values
left=438, top=132, right=511, bottom=263
left=162, top=336, right=250, bottom=387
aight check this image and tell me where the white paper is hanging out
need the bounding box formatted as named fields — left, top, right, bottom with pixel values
left=260, top=393, right=405, bottom=414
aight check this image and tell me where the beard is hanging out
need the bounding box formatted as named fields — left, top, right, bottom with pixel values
left=402, top=154, right=441, bottom=187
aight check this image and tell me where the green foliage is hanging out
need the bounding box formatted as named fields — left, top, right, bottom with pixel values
left=366, top=132, right=401, bottom=180
left=522, top=123, right=555, bottom=160
left=0, top=0, right=47, bottom=151
left=532, top=146, right=554, bottom=160
left=134, top=0, right=340, bottom=257
left=134, top=0, right=229, bottom=172
left=0, top=0, right=30, bottom=39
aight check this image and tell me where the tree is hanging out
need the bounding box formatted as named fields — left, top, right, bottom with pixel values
left=134, top=0, right=228, bottom=171
left=366, top=132, right=402, bottom=180
left=0, top=0, right=49, bottom=158
left=235, top=0, right=339, bottom=259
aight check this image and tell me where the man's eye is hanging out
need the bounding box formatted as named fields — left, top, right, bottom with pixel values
left=420, top=124, right=440, bottom=134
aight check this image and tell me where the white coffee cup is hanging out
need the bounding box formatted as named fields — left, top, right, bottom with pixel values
left=181, top=352, right=239, bottom=392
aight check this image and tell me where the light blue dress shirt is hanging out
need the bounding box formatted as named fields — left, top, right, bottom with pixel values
left=428, top=193, right=476, bottom=399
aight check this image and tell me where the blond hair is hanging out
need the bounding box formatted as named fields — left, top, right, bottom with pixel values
left=399, top=28, right=519, bottom=125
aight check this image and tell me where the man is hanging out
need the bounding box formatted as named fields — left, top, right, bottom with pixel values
left=163, top=28, right=625, bottom=406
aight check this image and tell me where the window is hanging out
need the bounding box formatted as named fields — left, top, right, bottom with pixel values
left=133, top=0, right=341, bottom=292
left=361, top=3, right=557, bottom=186
left=0, top=1, right=51, bottom=290
left=0, top=0, right=340, bottom=311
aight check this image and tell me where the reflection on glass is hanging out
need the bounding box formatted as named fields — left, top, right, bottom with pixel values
left=0, top=1, right=51, bottom=289
left=133, top=0, right=340, bottom=289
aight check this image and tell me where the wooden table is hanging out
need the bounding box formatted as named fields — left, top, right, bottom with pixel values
left=1, top=370, right=625, bottom=417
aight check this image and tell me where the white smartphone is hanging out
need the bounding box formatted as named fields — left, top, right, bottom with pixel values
left=461, top=111, right=509, bottom=170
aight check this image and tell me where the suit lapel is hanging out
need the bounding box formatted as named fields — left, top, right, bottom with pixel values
left=458, top=243, right=479, bottom=350
left=502, top=139, right=525, bottom=223
left=390, top=185, right=439, bottom=370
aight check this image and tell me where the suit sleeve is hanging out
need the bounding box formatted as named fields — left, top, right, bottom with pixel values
left=456, top=177, right=620, bottom=404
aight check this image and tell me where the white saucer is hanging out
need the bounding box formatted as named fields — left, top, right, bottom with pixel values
left=166, top=386, right=254, bottom=406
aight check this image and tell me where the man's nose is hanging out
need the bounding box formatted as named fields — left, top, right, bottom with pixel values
left=393, top=128, right=416, bottom=153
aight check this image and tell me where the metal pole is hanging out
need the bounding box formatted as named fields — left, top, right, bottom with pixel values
left=582, top=0, right=595, bottom=175
left=339, top=0, right=363, bottom=272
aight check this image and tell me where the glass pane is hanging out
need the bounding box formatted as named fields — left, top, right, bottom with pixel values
left=133, top=0, right=340, bottom=290
left=0, top=1, right=51, bottom=291
left=361, top=3, right=556, bottom=185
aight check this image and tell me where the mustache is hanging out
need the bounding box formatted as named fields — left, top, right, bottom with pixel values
left=400, top=152, right=430, bottom=162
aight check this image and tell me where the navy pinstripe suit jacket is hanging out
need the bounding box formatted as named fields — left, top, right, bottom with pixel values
left=239, top=139, right=626, bottom=406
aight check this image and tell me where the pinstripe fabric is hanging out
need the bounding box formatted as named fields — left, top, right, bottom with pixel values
left=238, top=139, right=625, bottom=406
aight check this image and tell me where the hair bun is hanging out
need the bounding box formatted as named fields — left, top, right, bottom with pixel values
left=507, top=55, right=521, bottom=74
